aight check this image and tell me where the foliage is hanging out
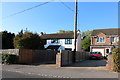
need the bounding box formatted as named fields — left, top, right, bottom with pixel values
left=57, top=30, right=73, bottom=33
left=112, top=48, right=120, bottom=72
left=14, top=31, right=44, bottom=49
left=2, top=31, right=15, bottom=49
left=81, top=30, right=92, bottom=37
left=1, top=53, right=18, bottom=64
left=82, top=37, right=91, bottom=51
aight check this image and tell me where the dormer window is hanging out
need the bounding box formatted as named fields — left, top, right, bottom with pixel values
left=97, top=37, right=105, bottom=43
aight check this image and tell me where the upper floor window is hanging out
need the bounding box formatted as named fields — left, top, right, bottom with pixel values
left=65, top=39, right=72, bottom=44
left=111, top=37, right=118, bottom=42
left=97, top=37, right=105, bottom=43
left=51, top=39, right=60, bottom=43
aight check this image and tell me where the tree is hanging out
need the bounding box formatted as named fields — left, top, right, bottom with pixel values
left=57, top=30, right=73, bottom=33
left=14, top=31, right=44, bottom=49
left=81, top=30, right=92, bottom=37
left=2, top=31, right=15, bottom=49
left=82, top=37, right=91, bottom=51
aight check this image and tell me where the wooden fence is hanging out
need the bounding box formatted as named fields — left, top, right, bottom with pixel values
left=19, top=49, right=57, bottom=64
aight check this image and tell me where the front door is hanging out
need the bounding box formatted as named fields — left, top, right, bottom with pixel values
left=106, top=49, right=110, bottom=56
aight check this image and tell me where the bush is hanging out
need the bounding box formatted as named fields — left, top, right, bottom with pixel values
left=82, top=37, right=91, bottom=51
left=112, top=48, right=120, bottom=72
left=14, top=31, right=44, bottom=49
left=1, top=53, right=18, bottom=64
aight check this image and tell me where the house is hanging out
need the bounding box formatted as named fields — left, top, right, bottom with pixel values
left=40, top=30, right=82, bottom=51
left=90, top=28, right=120, bottom=57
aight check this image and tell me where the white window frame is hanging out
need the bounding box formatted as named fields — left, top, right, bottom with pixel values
left=65, top=39, right=72, bottom=44
left=111, top=37, right=118, bottom=42
left=97, top=37, right=105, bottom=43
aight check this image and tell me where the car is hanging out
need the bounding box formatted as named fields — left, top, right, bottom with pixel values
left=89, top=52, right=103, bottom=60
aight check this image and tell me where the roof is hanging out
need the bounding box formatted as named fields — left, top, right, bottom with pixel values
left=40, top=32, right=78, bottom=39
left=91, top=28, right=120, bottom=36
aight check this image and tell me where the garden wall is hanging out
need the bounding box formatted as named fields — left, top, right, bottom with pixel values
left=56, top=50, right=90, bottom=67
left=0, top=49, right=19, bottom=55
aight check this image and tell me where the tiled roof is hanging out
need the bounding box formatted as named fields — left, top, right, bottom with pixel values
left=91, top=28, right=120, bottom=36
left=40, top=32, right=77, bottom=39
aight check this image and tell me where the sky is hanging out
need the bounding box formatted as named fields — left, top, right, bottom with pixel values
left=1, top=2, right=118, bottom=34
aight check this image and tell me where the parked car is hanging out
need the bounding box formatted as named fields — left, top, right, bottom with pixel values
left=89, top=52, right=103, bottom=60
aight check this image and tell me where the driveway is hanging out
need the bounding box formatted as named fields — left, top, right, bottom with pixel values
left=66, top=60, right=107, bottom=67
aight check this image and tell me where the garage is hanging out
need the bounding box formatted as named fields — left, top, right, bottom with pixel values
left=92, top=48, right=105, bottom=56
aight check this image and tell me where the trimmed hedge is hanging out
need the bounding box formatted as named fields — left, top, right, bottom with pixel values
left=1, top=53, right=18, bottom=64
left=112, top=48, right=120, bottom=72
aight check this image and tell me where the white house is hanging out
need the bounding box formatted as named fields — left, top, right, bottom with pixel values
left=40, top=30, right=82, bottom=51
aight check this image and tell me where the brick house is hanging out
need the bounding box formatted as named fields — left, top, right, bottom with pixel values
left=90, top=28, right=120, bottom=57
left=40, top=31, right=82, bottom=51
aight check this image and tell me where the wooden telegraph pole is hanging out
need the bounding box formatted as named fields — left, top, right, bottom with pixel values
left=73, top=0, right=78, bottom=62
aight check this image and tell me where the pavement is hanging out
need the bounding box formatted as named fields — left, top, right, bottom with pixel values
left=2, top=63, right=119, bottom=78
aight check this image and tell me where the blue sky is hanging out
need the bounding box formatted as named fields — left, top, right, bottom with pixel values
left=1, top=2, right=118, bottom=34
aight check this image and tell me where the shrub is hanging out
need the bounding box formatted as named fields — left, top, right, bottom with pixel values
left=1, top=53, right=18, bottom=64
left=112, top=48, right=120, bottom=72
left=14, top=31, right=44, bottom=49
left=82, top=37, right=91, bottom=51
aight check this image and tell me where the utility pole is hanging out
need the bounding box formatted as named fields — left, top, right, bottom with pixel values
left=73, top=0, right=78, bottom=62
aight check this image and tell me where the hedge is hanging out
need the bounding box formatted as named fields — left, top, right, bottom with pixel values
left=1, top=53, right=18, bottom=64
left=112, top=48, right=120, bottom=72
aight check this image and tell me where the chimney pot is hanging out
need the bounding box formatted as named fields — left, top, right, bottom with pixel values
left=40, top=32, right=44, bottom=36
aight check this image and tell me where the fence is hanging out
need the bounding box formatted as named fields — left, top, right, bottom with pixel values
left=0, top=49, right=57, bottom=64
left=1, top=49, right=90, bottom=66
left=19, top=49, right=57, bottom=64
left=56, top=50, right=90, bottom=67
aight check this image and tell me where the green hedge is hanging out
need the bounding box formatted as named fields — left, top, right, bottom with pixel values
left=112, top=48, right=120, bottom=72
left=1, top=53, right=18, bottom=64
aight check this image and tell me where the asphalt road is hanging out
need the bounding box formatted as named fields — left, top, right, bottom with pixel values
left=1, top=70, right=119, bottom=80
left=2, top=70, right=53, bottom=78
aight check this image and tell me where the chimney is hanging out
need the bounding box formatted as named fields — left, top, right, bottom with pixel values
left=77, top=30, right=80, bottom=33
left=40, top=32, right=44, bottom=36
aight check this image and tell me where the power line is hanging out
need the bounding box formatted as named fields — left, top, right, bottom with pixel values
left=59, top=0, right=74, bottom=12
left=3, top=0, right=53, bottom=19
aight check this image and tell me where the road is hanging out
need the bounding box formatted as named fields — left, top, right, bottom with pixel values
left=1, top=70, right=119, bottom=80
left=2, top=70, right=54, bottom=78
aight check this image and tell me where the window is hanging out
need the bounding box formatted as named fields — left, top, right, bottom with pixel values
left=111, top=37, right=118, bottom=42
left=97, top=37, right=105, bottom=43
left=65, top=39, right=72, bottom=44
left=51, top=39, right=60, bottom=43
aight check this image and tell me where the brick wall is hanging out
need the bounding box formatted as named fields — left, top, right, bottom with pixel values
left=106, top=55, right=113, bottom=70
left=92, top=33, right=118, bottom=45
left=56, top=50, right=90, bottom=67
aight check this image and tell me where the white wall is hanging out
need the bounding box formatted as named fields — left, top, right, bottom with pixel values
left=44, top=33, right=82, bottom=51
left=45, top=39, right=75, bottom=50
